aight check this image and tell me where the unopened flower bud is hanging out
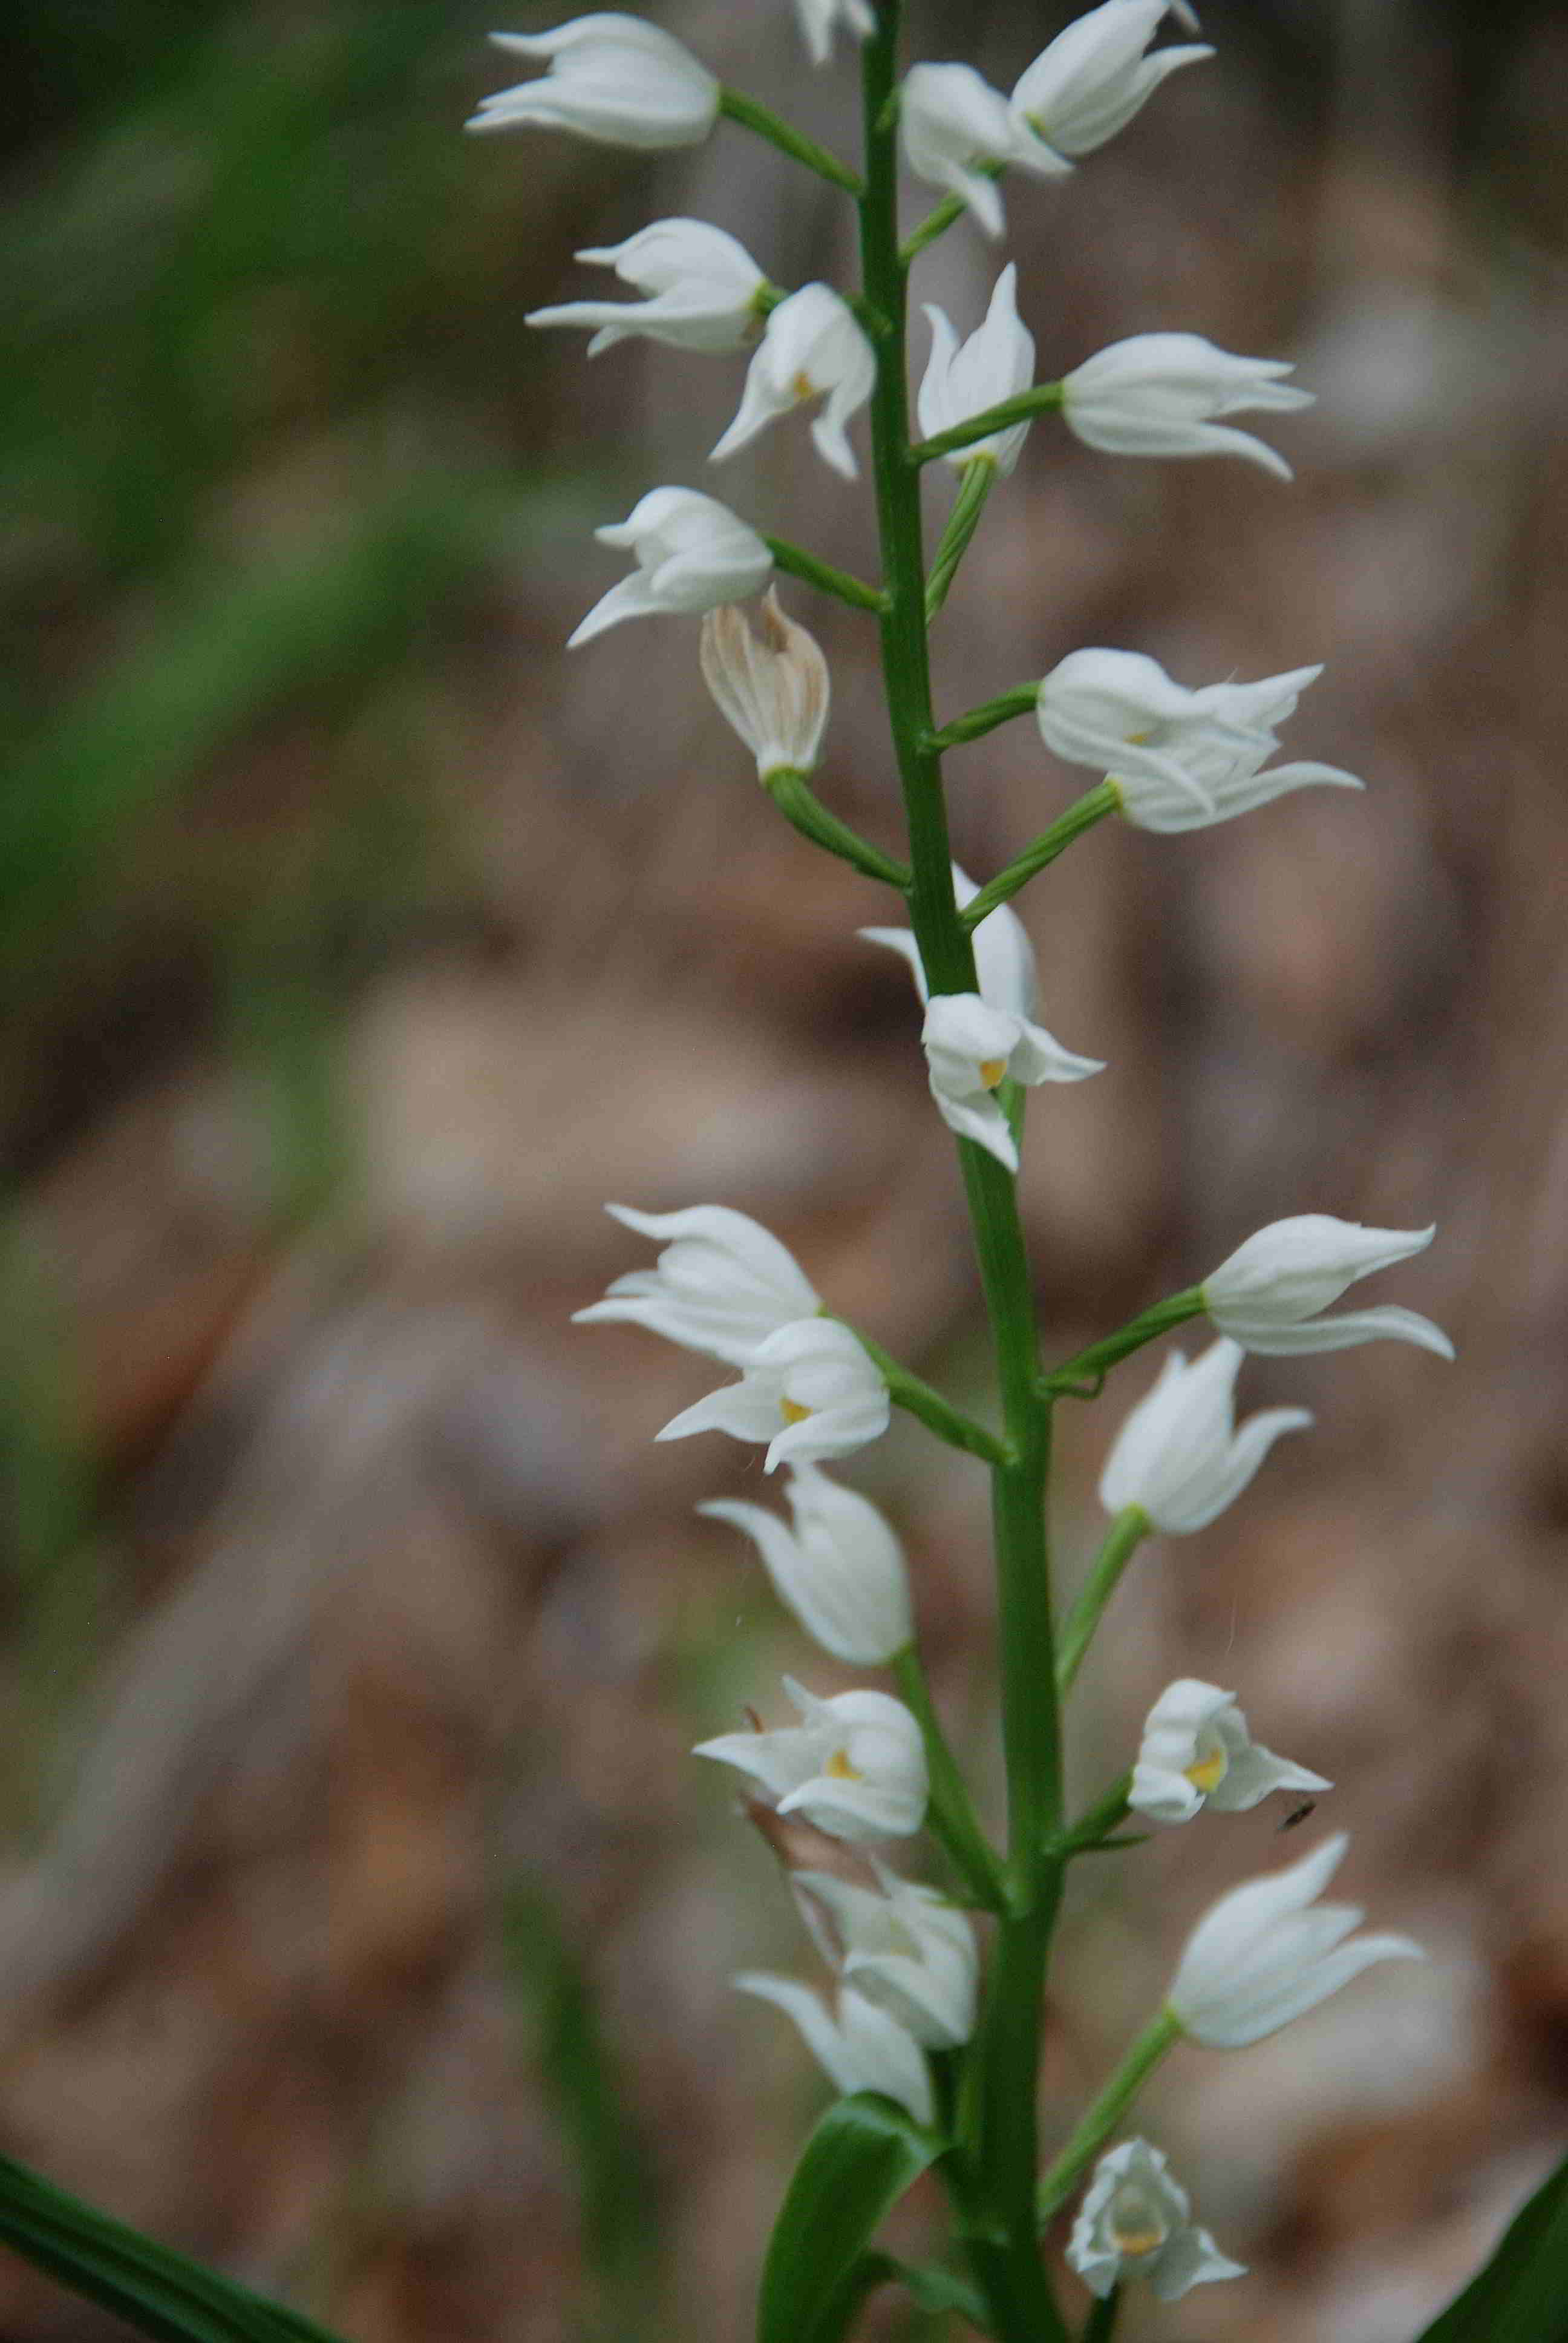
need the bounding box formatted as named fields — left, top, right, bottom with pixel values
left=1203, top=1214, right=1453, bottom=1359
left=527, top=218, right=768, bottom=356
left=701, top=1465, right=910, bottom=1664
left=1099, top=1339, right=1311, bottom=1532
left=734, top=1973, right=933, bottom=2125
left=700, top=591, right=830, bottom=779
left=900, top=62, right=1069, bottom=241
left=794, top=0, right=875, bottom=68
left=573, top=1202, right=819, bottom=1365
left=1011, top=1, right=1212, bottom=161
left=568, top=487, right=772, bottom=649
left=467, top=13, right=719, bottom=150
left=792, top=1859, right=978, bottom=2048
left=917, top=264, right=1036, bottom=476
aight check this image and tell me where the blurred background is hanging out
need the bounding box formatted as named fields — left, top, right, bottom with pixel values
left=4, top=0, right=1568, bottom=2336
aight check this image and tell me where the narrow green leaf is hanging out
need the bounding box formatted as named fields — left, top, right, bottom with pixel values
left=1415, top=2149, right=1568, bottom=2341
left=0, top=2151, right=350, bottom=2343
left=758, top=2096, right=941, bottom=2343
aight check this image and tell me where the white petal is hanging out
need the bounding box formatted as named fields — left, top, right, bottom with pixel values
left=1225, top=1303, right=1454, bottom=1359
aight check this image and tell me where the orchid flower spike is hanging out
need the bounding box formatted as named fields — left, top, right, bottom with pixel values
left=1062, top=331, right=1313, bottom=479
left=1131, top=1679, right=1331, bottom=1826
left=568, top=488, right=772, bottom=648
left=526, top=218, right=768, bottom=356
left=917, top=264, right=1037, bottom=476
left=1012, top=0, right=1212, bottom=162
left=656, top=1317, right=890, bottom=1472
left=921, top=992, right=1105, bottom=1173
left=861, top=866, right=1038, bottom=1022
left=793, top=1858, right=978, bottom=2047
left=710, top=284, right=875, bottom=480
left=468, top=15, right=719, bottom=149
left=794, top=0, right=875, bottom=68
left=734, top=1974, right=933, bottom=2125
left=700, top=591, right=831, bottom=779
left=1067, top=2138, right=1245, bottom=2301
left=1168, top=1830, right=1422, bottom=2047
left=1099, top=1338, right=1312, bottom=1533
left=699, top=1464, right=912, bottom=1665
left=695, top=1675, right=927, bottom=1840
left=573, top=1202, right=818, bottom=1365
left=900, top=62, right=1070, bottom=241
left=1203, top=1214, right=1454, bottom=1358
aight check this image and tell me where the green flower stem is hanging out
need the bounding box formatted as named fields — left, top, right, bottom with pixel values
left=925, top=457, right=995, bottom=623
left=1055, top=1507, right=1148, bottom=1697
left=1042, top=1289, right=1206, bottom=1398
left=839, top=1325, right=1009, bottom=1467
left=962, top=787, right=1120, bottom=927
left=763, top=770, right=911, bottom=889
left=1083, top=2283, right=1124, bottom=2342
left=717, top=87, right=864, bottom=195
left=929, top=683, right=1039, bottom=752
left=912, top=383, right=1065, bottom=467
left=1056, top=1773, right=1134, bottom=1856
left=894, top=1649, right=1008, bottom=1913
left=1036, top=2009, right=1182, bottom=2227
left=899, top=192, right=968, bottom=267
left=763, top=534, right=888, bottom=614
left=860, top=13, right=1066, bottom=2340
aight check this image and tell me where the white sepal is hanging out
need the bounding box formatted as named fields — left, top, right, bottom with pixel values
left=1036, top=647, right=1278, bottom=811
left=917, top=264, right=1036, bottom=475
left=699, top=591, right=831, bottom=778
left=1168, top=1831, right=1422, bottom=2048
left=1067, top=2138, right=1245, bottom=2301
left=1011, top=1, right=1212, bottom=160
left=468, top=15, right=719, bottom=149
left=656, top=1317, right=890, bottom=1473
left=1130, top=1678, right=1332, bottom=1826
left=526, top=218, right=766, bottom=356
left=921, top=992, right=1104, bottom=1173
left=794, top=0, right=875, bottom=68
left=569, top=488, right=772, bottom=648
left=694, top=1676, right=928, bottom=1841
left=861, top=867, right=1038, bottom=1023
left=710, top=284, right=875, bottom=480
left=1098, top=1338, right=1312, bottom=1533
left=734, top=1973, right=933, bottom=2125
left=792, top=1858, right=978, bottom=2048
left=1105, top=662, right=1365, bottom=831
left=1203, top=1215, right=1453, bottom=1359
left=699, top=1465, right=912, bottom=1665
left=899, top=62, right=1070, bottom=241
left=573, top=1202, right=818, bottom=1366
left=1062, top=330, right=1313, bottom=479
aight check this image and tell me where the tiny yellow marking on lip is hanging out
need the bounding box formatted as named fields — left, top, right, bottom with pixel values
left=979, top=1057, right=1008, bottom=1090
left=780, top=1398, right=812, bottom=1425
left=792, top=369, right=815, bottom=400
left=826, top=1748, right=861, bottom=1781
left=1111, top=2222, right=1165, bottom=2257
left=1185, top=1749, right=1227, bottom=1794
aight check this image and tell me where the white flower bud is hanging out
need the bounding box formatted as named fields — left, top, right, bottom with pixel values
left=710, top=284, right=875, bottom=480
left=794, top=0, right=875, bottom=68
left=1098, top=1339, right=1312, bottom=1533
left=1168, top=1832, right=1422, bottom=2048
left=1203, top=1214, right=1454, bottom=1359
left=899, top=62, right=1070, bottom=241
left=792, top=1858, right=978, bottom=2049
left=701, top=1466, right=912, bottom=1666
left=656, top=1317, right=890, bottom=1473
left=917, top=264, right=1036, bottom=476
left=921, top=992, right=1103, bottom=1173
left=1130, top=1679, right=1331, bottom=1827
left=526, top=218, right=768, bottom=356
left=1067, top=2138, right=1244, bottom=2301
left=572, top=1202, right=820, bottom=1365
left=1011, top=1, right=1212, bottom=161
left=695, top=1675, right=928, bottom=1841
left=567, top=488, right=773, bottom=649
left=699, top=591, right=830, bottom=779
left=467, top=14, right=719, bottom=150
left=734, top=1973, right=933, bottom=2125
left=1062, top=331, right=1313, bottom=479
left=861, top=866, right=1039, bottom=1022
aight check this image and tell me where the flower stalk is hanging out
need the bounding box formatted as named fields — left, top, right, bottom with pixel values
left=717, top=85, right=864, bottom=193
left=1056, top=1505, right=1148, bottom=1696
left=1035, top=2009, right=1183, bottom=2226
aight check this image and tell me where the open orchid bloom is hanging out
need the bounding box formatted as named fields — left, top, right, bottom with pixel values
left=468, top=14, right=719, bottom=149
left=1068, top=2137, right=1244, bottom=2301
left=1131, top=1678, right=1332, bottom=1826
left=695, top=1676, right=927, bottom=1842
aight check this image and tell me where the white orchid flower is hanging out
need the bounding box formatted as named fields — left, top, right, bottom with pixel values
left=1203, top=1215, right=1454, bottom=1359
left=1098, top=1338, right=1312, bottom=1533
left=917, top=263, right=1036, bottom=475
left=695, top=1676, right=927, bottom=1841
left=573, top=1202, right=818, bottom=1366
left=1130, top=1679, right=1332, bottom=1826
left=794, top=0, right=875, bottom=68
left=921, top=992, right=1105, bottom=1173
left=792, top=1859, right=978, bottom=2048
left=734, top=1973, right=933, bottom=2125
left=1067, top=2138, right=1244, bottom=2301
left=699, top=591, right=831, bottom=779
left=1105, top=662, right=1364, bottom=832
left=710, top=284, right=875, bottom=480
left=1012, top=0, right=1212, bottom=161
left=1036, top=646, right=1290, bottom=813
left=568, top=488, right=773, bottom=648
left=467, top=14, right=719, bottom=149
left=1062, top=331, right=1313, bottom=479
left=900, top=62, right=1070, bottom=241
left=699, top=1465, right=912, bottom=1665
left=656, top=1317, right=890, bottom=1472
left=526, top=218, right=768, bottom=356
left=1168, top=1831, right=1422, bottom=2048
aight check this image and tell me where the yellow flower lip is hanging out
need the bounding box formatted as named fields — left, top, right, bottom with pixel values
left=825, top=1746, right=862, bottom=1781
left=1110, top=2219, right=1166, bottom=2257
left=780, top=1397, right=813, bottom=1426
left=1185, top=1747, right=1228, bottom=1795
left=979, top=1055, right=1008, bottom=1090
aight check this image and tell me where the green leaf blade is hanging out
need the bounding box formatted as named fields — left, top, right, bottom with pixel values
left=1416, top=2148, right=1568, bottom=2342
left=757, top=2096, right=941, bottom=2343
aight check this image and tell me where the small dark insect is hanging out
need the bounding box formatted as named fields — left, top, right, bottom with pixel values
left=1277, top=1800, right=1317, bottom=1833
